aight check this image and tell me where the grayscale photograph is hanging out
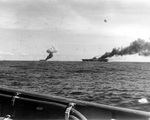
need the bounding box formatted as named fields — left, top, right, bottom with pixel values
left=0, top=0, right=150, bottom=120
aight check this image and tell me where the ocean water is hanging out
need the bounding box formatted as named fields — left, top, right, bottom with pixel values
left=0, top=61, right=150, bottom=111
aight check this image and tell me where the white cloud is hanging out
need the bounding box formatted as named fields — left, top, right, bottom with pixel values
left=0, top=0, right=101, bottom=35
left=0, top=51, right=14, bottom=55
left=0, top=9, right=18, bottom=29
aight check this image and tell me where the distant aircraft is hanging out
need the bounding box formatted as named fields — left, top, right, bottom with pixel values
left=104, top=19, right=107, bottom=22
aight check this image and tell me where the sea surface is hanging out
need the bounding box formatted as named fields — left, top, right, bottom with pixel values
left=0, top=61, right=150, bottom=111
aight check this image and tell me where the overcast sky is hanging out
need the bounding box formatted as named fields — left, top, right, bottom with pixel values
left=1, top=0, right=150, bottom=61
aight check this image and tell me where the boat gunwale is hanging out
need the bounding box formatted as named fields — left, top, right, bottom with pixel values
left=0, top=87, right=150, bottom=117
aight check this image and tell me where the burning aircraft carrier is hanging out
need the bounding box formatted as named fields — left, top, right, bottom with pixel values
left=82, top=57, right=108, bottom=62
left=82, top=38, right=150, bottom=62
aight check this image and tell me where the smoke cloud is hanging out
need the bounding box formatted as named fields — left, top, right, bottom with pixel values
left=100, top=38, right=150, bottom=59
left=44, top=45, right=57, bottom=61
left=45, top=52, right=53, bottom=61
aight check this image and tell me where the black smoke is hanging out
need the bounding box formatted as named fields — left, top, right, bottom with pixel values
left=100, top=38, right=150, bottom=59
left=45, top=52, right=53, bottom=61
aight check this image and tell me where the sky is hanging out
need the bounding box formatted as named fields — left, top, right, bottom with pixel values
left=1, top=0, right=150, bottom=61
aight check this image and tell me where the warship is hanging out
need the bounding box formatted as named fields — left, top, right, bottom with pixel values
left=82, top=57, right=108, bottom=62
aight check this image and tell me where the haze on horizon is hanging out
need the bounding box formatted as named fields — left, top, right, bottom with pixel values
left=1, top=0, right=150, bottom=62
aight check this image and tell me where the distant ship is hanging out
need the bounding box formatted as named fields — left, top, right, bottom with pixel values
left=82, top=57, right=108, bottom=62
left=39, top=59, right=46, bottom=61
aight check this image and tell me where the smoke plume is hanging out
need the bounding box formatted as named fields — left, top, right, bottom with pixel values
left=45, top=52, right=53, bottom=61
left=45, top=45, right=57, bottom=61
left=100, top=38, right=150, bottom=59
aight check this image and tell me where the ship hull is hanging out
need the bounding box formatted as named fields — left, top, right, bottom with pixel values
left=82, top=58, right=108, bottom=62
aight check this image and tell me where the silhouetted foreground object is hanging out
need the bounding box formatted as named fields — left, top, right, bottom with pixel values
left=0, top=87, right=150, bottom=120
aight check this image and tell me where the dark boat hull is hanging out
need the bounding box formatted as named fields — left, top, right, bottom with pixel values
left=82, top=58, right=108, bottom=62
left=0, top=87, right=150, bottom=120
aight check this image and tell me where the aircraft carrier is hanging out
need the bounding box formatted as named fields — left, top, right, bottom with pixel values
left=82, top=57, right=108, bottom=62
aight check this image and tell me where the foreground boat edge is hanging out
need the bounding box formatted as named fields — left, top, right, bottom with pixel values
left=0, top=87, right=150, bottom=120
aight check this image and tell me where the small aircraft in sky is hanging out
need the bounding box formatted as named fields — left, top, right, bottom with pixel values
left=104, top=19, right=107, bottom=22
